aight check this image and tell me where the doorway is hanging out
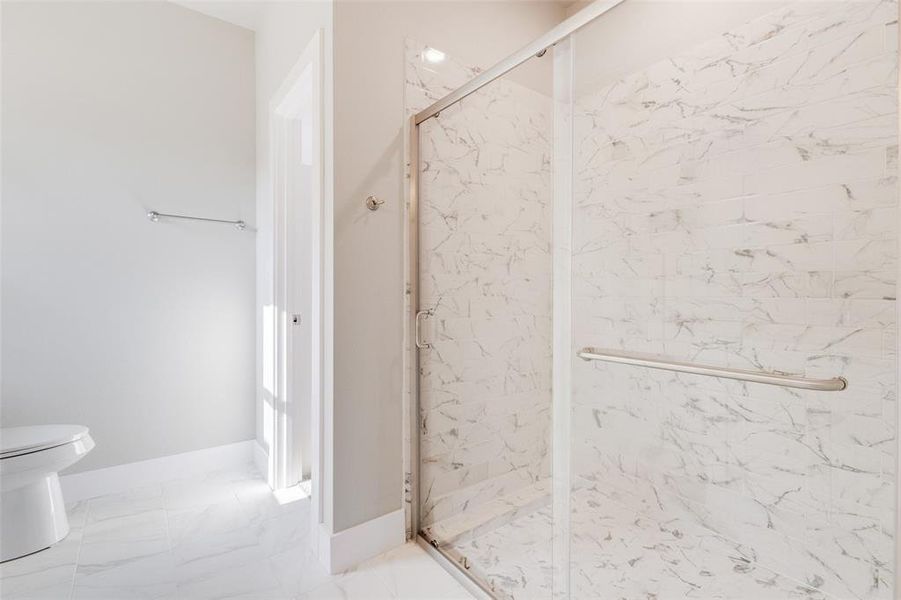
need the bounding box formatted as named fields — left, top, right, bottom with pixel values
left=267, top=31, right=326, bottom=528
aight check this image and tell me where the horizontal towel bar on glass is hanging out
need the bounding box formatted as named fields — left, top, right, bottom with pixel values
left=577, top=347, right=847, bottom=392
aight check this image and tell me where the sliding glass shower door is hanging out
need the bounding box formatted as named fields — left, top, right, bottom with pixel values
left=568, top=1, right=898, bottom=598
left=410, top=42, right=558, bottom=597
left=412, top=0, right=899, bottom=597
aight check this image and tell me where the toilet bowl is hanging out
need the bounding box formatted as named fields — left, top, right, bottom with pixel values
left=0, top=425, right=95, bottom=562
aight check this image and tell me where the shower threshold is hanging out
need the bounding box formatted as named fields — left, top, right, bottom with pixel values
left=423, top=479, right=841, bottom=600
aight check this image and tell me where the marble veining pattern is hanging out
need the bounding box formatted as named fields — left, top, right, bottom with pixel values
left=0, top=462, right=473, bottom=600
left=455, top=481, right=843, bottom=600
left=407, top=0, right=898, bottom=597
left=405, top=39, right=554, bottom=531
left=571, top=1, right=899, bottom=598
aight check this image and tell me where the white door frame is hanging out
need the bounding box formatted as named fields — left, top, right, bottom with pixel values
left=267, top=30, right=331, bottom=539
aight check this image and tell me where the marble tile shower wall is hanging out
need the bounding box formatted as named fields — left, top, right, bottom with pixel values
left=405, top=41, right=554, bottom=528
left=571, top=1, right=898, bottom=598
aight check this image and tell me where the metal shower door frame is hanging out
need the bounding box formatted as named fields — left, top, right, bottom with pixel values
left=406, top=1, right=901, bottom=598
left=406, top=1, right=625, bottom=596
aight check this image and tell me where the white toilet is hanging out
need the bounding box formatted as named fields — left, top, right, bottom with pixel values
left=0, top=425, right=95, bottom=562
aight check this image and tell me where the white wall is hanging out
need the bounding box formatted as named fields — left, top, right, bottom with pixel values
left=0, top=1, right=256, bottom=472
left=332, top=0, right=565, bottom=533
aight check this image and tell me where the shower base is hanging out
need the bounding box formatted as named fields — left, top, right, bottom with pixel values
left=431, top=483, right=835, bottom=600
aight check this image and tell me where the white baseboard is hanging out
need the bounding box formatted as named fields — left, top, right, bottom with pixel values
left=60, top=440, right=256, bottom=502
left=318, top=508, right=406, bottom=574
left=253, top=440, right=269, bottom=480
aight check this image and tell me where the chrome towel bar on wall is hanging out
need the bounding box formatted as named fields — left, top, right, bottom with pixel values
left=147, top=210, right=246, bottom=231
left=578, top=347, right=847, bottom=392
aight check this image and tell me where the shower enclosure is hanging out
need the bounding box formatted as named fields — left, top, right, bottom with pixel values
left=407, top=0, right=899, bottom=597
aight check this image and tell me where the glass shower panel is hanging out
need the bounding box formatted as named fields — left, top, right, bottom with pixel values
left=570, top=1, right=898, bottom=598
left=414, top=46, right=557, bottom=598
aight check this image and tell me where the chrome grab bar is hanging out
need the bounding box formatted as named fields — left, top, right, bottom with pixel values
left=578, top=347, right=847, bottom=392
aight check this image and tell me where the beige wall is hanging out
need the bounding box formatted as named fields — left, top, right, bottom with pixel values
left=172, top=0, right=568, bottom=536
left=332, top=0, right=565, bottom=532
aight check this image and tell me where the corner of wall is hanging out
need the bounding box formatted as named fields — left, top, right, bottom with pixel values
left=316, top=508, right=405, bottom=574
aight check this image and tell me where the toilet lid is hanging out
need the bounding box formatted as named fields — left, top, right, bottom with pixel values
left=0, top=425, right=89, bottom=457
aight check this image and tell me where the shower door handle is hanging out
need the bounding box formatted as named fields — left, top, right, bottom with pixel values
left=415, top=309, right=433, bottom=350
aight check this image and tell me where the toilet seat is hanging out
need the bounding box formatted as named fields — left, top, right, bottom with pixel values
left=1, top=425, right=90, bottom=459
left=0, top=425, right=94, bottom=562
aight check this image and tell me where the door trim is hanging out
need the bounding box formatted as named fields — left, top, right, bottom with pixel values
left=267, top=30, right=331, bottom=542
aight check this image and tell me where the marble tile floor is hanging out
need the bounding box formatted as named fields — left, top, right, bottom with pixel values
left=449, top=487, right=836, bottom=600
left=0, top=463, right=474, bottom=600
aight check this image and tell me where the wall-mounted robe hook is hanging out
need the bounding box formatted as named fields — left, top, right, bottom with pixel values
left=365, top=195, right=385, bottom=211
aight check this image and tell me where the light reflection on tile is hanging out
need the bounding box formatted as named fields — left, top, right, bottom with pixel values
left=0, top=462, right=472, bottom=600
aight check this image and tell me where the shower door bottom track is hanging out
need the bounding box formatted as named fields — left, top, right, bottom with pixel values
left=416, top=532, right=501, bottom=600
